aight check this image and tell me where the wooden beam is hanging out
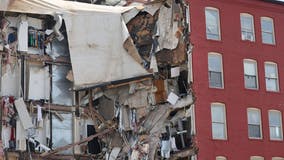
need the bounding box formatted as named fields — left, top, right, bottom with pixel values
left=41, top=128, right=113, bottom=157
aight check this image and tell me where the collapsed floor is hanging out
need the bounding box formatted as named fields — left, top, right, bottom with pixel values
left=0, top=0, right=197, bottom=159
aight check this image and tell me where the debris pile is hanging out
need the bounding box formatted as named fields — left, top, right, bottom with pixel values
left=0, top=0, right=197, bottom=159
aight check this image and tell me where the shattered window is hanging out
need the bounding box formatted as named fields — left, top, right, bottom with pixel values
left=261, top=17, right=275, bottom=45
left=269, top=110, right=283, bottom=140
left=247, top=108, right=262, bottom=139
left=265, top=62, right=279, bottom=92
left=243, top=59, right=258, bottom=89
left=208, top=53, right=223, bottom=88
left=240, top=13, right=255, bottom=41
left=211, top=103, right=227, bottom=140
left=205, top=7, right=220, bottom=40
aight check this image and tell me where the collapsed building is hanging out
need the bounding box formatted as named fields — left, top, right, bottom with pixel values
left=0, top=0, right=197, bottom=159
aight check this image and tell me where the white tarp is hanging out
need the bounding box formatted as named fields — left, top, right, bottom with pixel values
left=2, top=0, right=149, bottom=88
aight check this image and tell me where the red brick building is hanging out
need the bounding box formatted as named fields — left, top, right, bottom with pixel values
left=189, top=0, right=284, bottom=159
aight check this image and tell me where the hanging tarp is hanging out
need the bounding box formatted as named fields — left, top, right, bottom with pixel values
left=2, top=0, right=149, bottom=89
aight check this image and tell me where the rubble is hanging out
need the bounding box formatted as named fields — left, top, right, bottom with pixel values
left=0, top=0, right=197, bottom=159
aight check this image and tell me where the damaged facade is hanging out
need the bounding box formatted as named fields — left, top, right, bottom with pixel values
left=0, top=0, right=196, bottom=159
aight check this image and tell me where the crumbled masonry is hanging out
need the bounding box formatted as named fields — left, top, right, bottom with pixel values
left=0, top=0, right=197, bottom=159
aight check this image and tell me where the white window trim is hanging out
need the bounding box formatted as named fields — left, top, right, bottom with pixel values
left=208, top=52, right=224, bottom=89
left=247, top=108, right=263, bottom=139
left=250, top=156, right=264, bottom=160
left=216, top=156, right=227, bottom=160
left=272, top=157, right=284, bottom=160
left=240, top=13, right=255, bottom=42
left=264, top=61, right=279, bottom=92
left=243, top=59, right=259, bottom=90
left=261, top=16, right=275, bottom=45
left=205, top=7, right=221, bottom=40
left=268, top=110, right=283, bottom=140
left=211, top=102, right=227, bottom=140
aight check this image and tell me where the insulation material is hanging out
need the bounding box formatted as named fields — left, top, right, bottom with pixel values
left=28, top=64, right=50, bottom=100
left=1, top=126, right=11, bottom=148
left=156, top=1, right=179, bottom=51
left=52, top=113, right=72, bottom=154
left=14, top=98, right=33, bottom=130
left=1, top=63, right=20, bottom=97
left=17, top=16, right=28, bottom=52
left=52, top=65, right=73, bottom=106
left=16, top=120, right=26, bottom=151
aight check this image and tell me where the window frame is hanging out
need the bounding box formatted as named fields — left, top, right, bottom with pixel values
left=205, top=7, right=221, bottom=41
left=216, top=156, right=227, bottom=160
left=243, top=59, right=258, bottom=90
left=264, top=62, right=279, bottom=92
left=261, top=17, right=275, bottom=45
left=247, top=108, right=263, bottom=139
left=250, top=156, right=264, bottom=160
left=211, top=103, right=227, bottom=140
left=268, top=110, right=283, bottom=140
left=272, top=157, right=284, bottom=160
left=240, top=13, right=255, bottom=42
left=208, top=52, right=224, bottom=89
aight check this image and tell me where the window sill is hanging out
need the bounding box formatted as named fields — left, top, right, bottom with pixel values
left=240, top=39, right=255, bottom=43
left=248, top=137, right=263, bottom=141
left=265, top=90, right=281, bottom=94
left=262, top=42, right=276, bottom=47
left=209, top=86, right=224, bottom=90
left=206, top=38, right=222, bottom=43
left=212, top=138, right=227, bottom=141
left=269, top=138, right=283, bottom=142
left=244, top=88, right=259, bottom=91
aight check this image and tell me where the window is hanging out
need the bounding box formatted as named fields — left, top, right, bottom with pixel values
left=261, top=17, right=275, bottom=44
left=265, top=62, right=279, bottom=92
left=250, top=156, right=264, bottom=160
left=269, top=110, right=283, bottom=140
left=211, top=103, right=227, bottom=139
left=205, top=7, right=221, bottom=40
left=240, top=13, right=255, bottom=41
left=208, top=53, right=223, bottom=88
left=247, top=108, right=262, bottom=139
left=243, top=59, right=258, bottom=89
left=216, top=156, right=227, bottom=160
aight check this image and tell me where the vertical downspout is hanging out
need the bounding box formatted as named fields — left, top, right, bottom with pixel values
left=49, top=64, right=53, bottom=148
